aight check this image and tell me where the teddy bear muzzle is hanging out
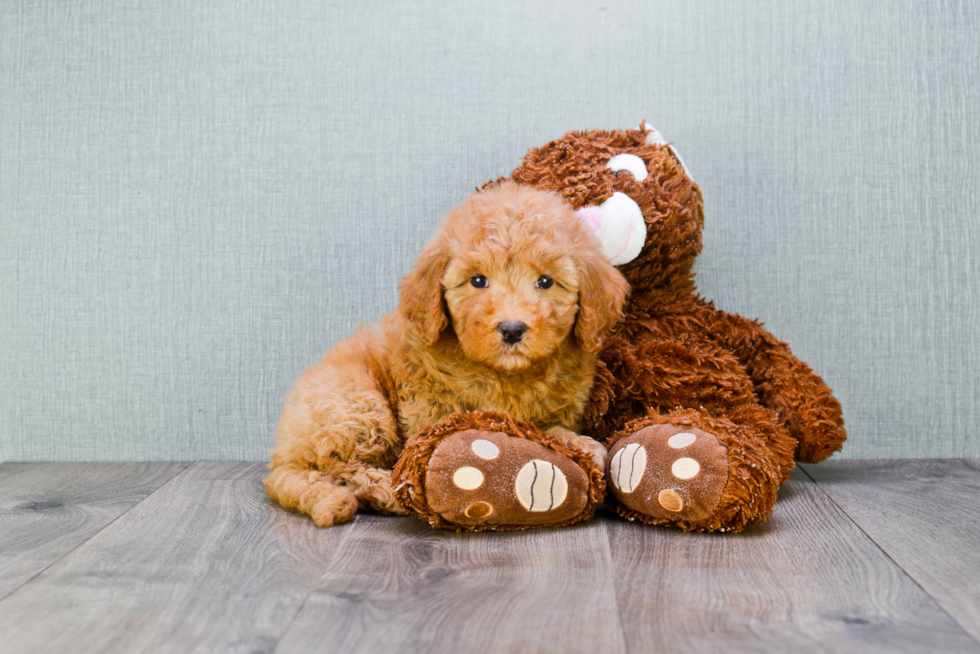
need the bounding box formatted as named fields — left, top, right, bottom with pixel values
left=576, top=191, right=647, bottom=266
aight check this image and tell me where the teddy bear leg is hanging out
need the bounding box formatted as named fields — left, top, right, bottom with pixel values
left=393, top=411, right=605, bottom=531
left=605, top=405, right=795, bottom=533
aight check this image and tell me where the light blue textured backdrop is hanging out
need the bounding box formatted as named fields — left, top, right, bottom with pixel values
left=1, top=1, right=978, bottom=461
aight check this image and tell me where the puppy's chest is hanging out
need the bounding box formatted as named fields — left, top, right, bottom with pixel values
left=456, top=377, right=558, bottom=419
left=421, top=367, right=587, bottom=427
left=395, top=344, right=594, bottom=436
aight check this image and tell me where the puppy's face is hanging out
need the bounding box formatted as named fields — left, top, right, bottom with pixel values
left=400, top=182, right=629, bottom=372
left=442, top=232, right=579, bottom=371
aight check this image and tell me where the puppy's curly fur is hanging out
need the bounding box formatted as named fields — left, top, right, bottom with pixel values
left=264, top=182, right=629, bottom=527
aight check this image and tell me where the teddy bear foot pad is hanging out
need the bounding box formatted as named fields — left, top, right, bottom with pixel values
left=608, top=424, right=729, bottom=524
left=423, top=429, right=592, bottom=529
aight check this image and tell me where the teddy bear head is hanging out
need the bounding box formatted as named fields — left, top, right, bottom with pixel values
left=509, top=122, right=703, bottom=296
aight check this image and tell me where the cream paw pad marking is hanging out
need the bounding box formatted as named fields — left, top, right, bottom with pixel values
left=423, top=429, right=591, bottom=527
left=606, top=424, right=729, bottom=523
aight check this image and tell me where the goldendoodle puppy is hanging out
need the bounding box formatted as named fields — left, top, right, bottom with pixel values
left=264, top=181, right=628, bottom=527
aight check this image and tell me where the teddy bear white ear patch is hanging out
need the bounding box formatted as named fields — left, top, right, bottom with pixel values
left=639, top=121, right=692, bottom=179
left=607, top=153, right=648, bottom=182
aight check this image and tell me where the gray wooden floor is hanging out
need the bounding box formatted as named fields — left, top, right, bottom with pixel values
left=1, top=461, right=978, bottom=654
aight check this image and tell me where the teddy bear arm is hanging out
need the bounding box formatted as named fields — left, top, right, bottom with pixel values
left=699, top=306, right=847, bottom=463
left=600, top=329, right=758, bottom=408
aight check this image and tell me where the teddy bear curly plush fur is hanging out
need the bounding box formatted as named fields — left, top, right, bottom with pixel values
left=394, top=122, right=846, bottom=533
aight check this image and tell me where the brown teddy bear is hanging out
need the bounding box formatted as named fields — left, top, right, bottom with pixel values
left=394, top=122, right=846, bottom=533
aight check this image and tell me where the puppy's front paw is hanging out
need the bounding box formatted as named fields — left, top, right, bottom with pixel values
left=545, top=427, right=607, bottom=468
left=570, top=435, right=608, bottom=468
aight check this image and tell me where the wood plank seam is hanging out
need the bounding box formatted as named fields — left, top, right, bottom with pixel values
left=0, top=462, right=191, bottom=605
left=268, top=510, right=360, bottom=654
left=601, top=516, right=633, bottom=654
left=797, top=464, right=980, bottom=651
left=271, top=514, right=629, bottom=654
left=0, top=463, right=362, bottom=654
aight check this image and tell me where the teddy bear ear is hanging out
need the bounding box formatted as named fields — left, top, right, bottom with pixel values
left=638, top=120, right=662, bottom=143
left=639, top=121, right=692, bottom=179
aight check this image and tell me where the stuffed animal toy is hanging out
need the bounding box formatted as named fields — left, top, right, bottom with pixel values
left=394, top=122, right=846, bottom=533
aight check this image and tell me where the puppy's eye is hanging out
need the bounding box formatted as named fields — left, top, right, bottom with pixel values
left=470, top=275, right=489, bottom=289
left=535, top=276, right=554, bottom=290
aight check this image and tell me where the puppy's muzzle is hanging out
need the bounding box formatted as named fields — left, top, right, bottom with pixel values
left=497, top=321, right=527, bottom=345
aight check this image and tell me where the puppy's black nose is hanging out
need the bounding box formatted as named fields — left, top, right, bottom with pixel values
left=498, top=321, right=527, bottom=345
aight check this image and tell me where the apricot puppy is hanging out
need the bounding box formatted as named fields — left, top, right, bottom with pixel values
left=265, top=182, right=628, bottom=527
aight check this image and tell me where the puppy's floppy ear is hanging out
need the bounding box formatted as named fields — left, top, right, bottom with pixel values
left=574, top=247, right=630, bottom=353
left=399, top=234, right=450, bottom=346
